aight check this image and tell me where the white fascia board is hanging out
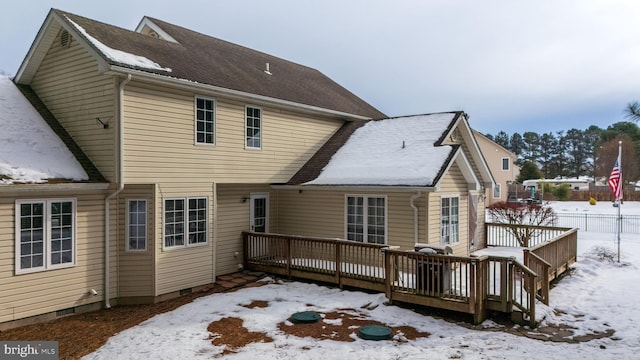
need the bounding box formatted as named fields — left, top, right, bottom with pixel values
left=14, top=12, right=58, bottom=83
left=433, top=147, right=481, bottom=191
left=0, top=182, right=110, bottom=194
left=456, top=116, right=495, bottom=188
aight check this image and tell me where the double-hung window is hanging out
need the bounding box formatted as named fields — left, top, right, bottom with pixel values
left=164, top=197, right=208, bottom=249
left=441, top=196, right=459, bottom=244
left=127, top=199, right=147, bottom=251
left=16, top=199, right=76, bottom=274
left=245, top=106, right=262, bottom=149
left=195, top=97, right=215, bottom=144
left=501, top=157, right=510, bottom=171
left=345, top=195, right=386, bottom=244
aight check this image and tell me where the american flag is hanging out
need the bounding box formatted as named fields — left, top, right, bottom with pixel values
left=608, top=156, right=622, bottom=201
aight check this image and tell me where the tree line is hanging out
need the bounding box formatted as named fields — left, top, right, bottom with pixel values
left=484, top=121, right=640, bottom=185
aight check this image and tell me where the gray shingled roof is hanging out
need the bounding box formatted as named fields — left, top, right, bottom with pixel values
left=56, top=9, right=385, bottom=119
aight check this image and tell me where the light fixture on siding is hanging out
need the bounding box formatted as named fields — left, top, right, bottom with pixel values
left=96, top=117, right=111, bottom=129
left=242, top=196, right=249, bottom=203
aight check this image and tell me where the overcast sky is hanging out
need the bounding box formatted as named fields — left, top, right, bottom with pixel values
left=2, top=1, right=639, bottom=135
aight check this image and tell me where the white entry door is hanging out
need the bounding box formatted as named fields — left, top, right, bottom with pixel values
left=250, top=193, right=269, bottom=233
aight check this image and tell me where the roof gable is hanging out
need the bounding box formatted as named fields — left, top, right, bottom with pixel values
left=16, top=9, right=385, bottom=120
left=293, top=112, right=462, bottom=187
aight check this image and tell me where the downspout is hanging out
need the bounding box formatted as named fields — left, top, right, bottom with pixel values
left=104, top=74, right=131, bottom=309
left=409, top=192, right=422, bottom=244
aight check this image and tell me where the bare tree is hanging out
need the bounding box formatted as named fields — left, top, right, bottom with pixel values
left=487, top=202, right=557, bottom=247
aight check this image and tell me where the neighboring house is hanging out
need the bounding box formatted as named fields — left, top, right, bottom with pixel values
left=1, top=8, right=492, bottom=329
left=472, top=130, right=518, bottom=204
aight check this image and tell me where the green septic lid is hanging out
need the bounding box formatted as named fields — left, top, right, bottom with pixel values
left=290, top=311, right=322, bottom=324
left=359, top=325, right=392, bottom=341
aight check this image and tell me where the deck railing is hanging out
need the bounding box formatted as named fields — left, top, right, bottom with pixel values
left=485, top=223, right=570, bottom=247
left=243, top=231, right=541, bottom=327
left=485, top=223, right=577, bottom=306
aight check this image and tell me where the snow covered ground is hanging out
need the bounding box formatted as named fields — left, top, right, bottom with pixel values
left=82, top=202, right=639, bottom=360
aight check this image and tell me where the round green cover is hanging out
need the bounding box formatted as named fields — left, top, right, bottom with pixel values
left=358, top=325, right=392, bottom=340
left=290, top=311, right=321, bottom=324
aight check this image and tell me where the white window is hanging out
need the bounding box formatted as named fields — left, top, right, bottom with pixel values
left=501, top=157, right=510, bottom=171
left=441, top=196, right=459, bottom=244
left=345, top=195, right=386, bottom=244
left=127, top=199, right=147, bottom=251
left=164, top=197, right=208, bottom=249
left=195, top=97, right=215, bottom=144
left=245, top=106, right=262, bottom=149
left=493, top=184, right=501, bottom=199
left=15, top=199, right=76, bottom=274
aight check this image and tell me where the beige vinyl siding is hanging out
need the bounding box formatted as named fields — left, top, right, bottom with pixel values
left=216, top=184, right=275, bottom=275
left=427, top=163, right=470, bottom=256
left=154, top=182, right=217, bottom=295
left=276, top=189, right=424, bottom=251
left=0, top=191, right=106, bottom=324
left=122, top=82, right=342, bottom=184
left=30, top=31, right=117, bottom=181
left=117, top=184, right=155, bottom=298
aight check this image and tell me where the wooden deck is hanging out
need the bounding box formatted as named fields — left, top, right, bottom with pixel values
left=243, top=225, right=577, bottom=328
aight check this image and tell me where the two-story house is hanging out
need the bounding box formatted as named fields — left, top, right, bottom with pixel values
left=0, top=8, right=493, bottom=329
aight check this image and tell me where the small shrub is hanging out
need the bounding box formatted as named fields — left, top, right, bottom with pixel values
left=587, top=246, right=616, bottom=263
left=551, top=184, right=571, bottom=201
left=589, top=197, right=597, bottom=205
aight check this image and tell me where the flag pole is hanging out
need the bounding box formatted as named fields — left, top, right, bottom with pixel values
left=617, top=141, right=622, bottom=263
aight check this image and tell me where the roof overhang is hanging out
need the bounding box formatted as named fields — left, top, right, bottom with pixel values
left=433, top=148, right=482, bottom=192
left=443, top=114, right=495, bottom=190
left=0, top=182, right=110, bottom=195
left=271, top=184, right=437, bottom=192
left=15, top=9, right=111, bottom=84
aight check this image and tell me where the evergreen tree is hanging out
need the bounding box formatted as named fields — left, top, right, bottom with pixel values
left=522, top=132, right=541, bottom=163
left=516, top=161, right=543, bottom=183
left=494, top=131, right=510, bottom=149
left=510, top=133, right=525, bottom=158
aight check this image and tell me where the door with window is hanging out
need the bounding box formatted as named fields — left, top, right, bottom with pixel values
left=249, top=193, right=269, bottom=233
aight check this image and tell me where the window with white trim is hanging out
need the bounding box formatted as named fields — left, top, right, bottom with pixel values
left=493, top=184, right=501, bottom=199
left=245, top=106, right=261, bottom=149
left=16, top=199, right=76, bottom=274
left=345, top=195, right=386, bottom=244
left=164, top=197, right=208, bottom=249
left=195, top=97, right=215, bottom=144
left=501, top=157, right=510, bottom=171
left=127, top=199, right=147, bottom=251
left=441, top=196, right=459, bottom=244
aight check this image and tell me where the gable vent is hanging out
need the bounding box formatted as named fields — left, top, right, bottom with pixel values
left=148, top=30, right=159, bottom=38
left=60, top=29, right=72, bottom=48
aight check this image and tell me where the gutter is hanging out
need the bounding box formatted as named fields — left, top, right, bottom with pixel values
left=103, top=74, right=131, bottom=309
left=409, top=192, right=422, bottom=244
left=271, top=184, right=436, bottom=193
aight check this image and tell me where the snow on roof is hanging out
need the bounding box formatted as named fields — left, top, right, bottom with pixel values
left=66, top=17, right=172, bottom=73
left=0, top=75, right=88, bottom=184
left=305, top=113, right=456, bottom=186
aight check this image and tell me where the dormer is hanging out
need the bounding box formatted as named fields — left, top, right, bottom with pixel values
left=135, top=17, right=179, bottom=44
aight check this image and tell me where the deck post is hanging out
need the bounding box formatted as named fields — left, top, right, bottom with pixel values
left=528, top=273, right=537, bottom=328
left=336, top=242, right=342, bottom=287
left=242, top=231, right=249, bottom=270
left=384, top=249, right=393, bottom=304
left=473, top=257, right=487, bottom=324
left=286, top=235, right=291, bottom=278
